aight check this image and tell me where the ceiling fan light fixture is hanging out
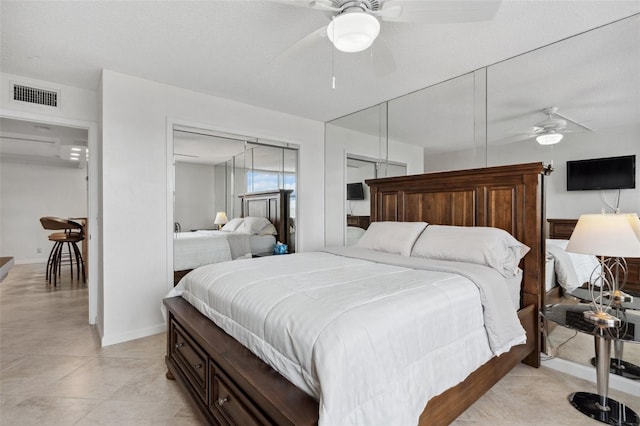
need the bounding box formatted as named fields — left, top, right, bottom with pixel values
left=327, top=12, right=380, bottom=53
left=536, top=131, right=563, bottom=145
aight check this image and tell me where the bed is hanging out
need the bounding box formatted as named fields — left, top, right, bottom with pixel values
left=547, top=218, right=640, bottom=297
left=163, top=162, right=545, bottom=425
left=173, top=230, right=275, bottom=269
left=173, top=189, right=292, bottom=284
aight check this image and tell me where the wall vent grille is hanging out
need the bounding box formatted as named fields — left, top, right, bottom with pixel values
left=13, top=84, right=58, bottom=107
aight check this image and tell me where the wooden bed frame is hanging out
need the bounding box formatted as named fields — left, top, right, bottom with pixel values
left=164, top=163, right=545, bottom=425
left=173, top=189, right=292, bottom=284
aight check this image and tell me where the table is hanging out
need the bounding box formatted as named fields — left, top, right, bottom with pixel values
left=543, top=304, right=639, bottom=425
left=571, top=287, right=640, bottom=380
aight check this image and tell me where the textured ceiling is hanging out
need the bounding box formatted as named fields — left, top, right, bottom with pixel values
left=2, top=1, right=639, bottom=123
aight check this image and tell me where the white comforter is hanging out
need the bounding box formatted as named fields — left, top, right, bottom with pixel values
left=173, top=231, right=251, bottom=271
left=171, top=248, right=525, bottom=425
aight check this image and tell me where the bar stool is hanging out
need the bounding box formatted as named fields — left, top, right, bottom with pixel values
left=39, top=217, right=85, bottom=286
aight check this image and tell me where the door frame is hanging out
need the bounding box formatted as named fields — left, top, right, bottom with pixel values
left=0, top=108, right=99, bottom=325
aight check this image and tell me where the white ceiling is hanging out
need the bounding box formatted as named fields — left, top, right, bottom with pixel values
left=1, top=1, right=639, bottom=123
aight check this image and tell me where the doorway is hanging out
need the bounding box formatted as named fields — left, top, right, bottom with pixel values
left=0, top=113, right=98, bottom=324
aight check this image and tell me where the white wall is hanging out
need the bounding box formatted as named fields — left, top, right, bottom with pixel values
left=325, top=123, right=424, bottom=246
left=174, top=162, right=216, bottom=231
left=100, top=70, right=325, bottom=346
left=214, top=163, right=227, bottom=215
left=424, top=124, right=640, bottom=226
left=0, top=158, right=87, bottom=262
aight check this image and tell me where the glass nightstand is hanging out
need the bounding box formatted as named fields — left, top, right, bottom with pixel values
left=543, top=304, right=639, bottom=425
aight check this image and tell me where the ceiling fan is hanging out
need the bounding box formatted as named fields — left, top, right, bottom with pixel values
left=529, top=106, right=594, bottom=145
left=272, top=0, right=502, bottom=54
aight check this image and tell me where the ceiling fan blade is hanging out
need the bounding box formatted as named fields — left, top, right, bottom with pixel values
left=489, top=132, right=534, bottom=146
left=371, top=5, right=402, bottom=19
left=265, top=0, right=316, bottom=8
left=380, top=0, right=502, bottom=23
left=270, top=26, right=328, bottom=66
left=309, top=0, right=341, bottom=12
left=553, top=111, right=595, bottom=131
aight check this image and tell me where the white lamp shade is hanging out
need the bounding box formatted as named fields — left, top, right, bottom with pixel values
left=214, top=212, right=228, bottom=225
left=566, top=213, right=640, bottom=258
left=536, top=132, right=563, bottom=145
left=327, top=12, right=380, bottom=53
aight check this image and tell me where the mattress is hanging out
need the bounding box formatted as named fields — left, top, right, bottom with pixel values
left=173, top=232, right=232, bottom=271
left=248, top=234, right=276, bottom=254
left=170, top=248, right=524, bottom=425
left=174, top=231, right=276, bottom=271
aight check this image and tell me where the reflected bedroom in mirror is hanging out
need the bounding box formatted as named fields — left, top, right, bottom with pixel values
left=325, top=13, right=639, bottom=392
left=172, top=127, right=298, bottom=284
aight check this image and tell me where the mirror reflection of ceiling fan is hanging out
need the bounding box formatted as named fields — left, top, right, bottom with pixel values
left=272, top=0, right=502, bottom=67
left=529, top=106, right=594, bottom=145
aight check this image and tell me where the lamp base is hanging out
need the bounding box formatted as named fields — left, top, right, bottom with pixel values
left=569, top=392, right=639, bottom=425
left=590, top=357, right=640, bottom=380
left=584, top=311, right=621, bottom=327
left=611, top=290, right=634, bottom=304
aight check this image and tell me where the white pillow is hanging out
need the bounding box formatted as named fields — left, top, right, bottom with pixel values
left=221, top=217, right=244, bottom=232
left=546, top=239, right=600, bottom=293
left=411, top=225, right=530, bottom=277
left=238, top=217, right=276, bottom=235
left=354, top=221, right=428, bottom=256
left=259, top=222, right=278, bottom=236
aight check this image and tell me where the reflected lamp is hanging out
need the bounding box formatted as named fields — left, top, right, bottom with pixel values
left=566, top=213, right=640, bottom=326
left=536, top=131, right=563, bottom=145
left=214, top=212, right=228, bottom=230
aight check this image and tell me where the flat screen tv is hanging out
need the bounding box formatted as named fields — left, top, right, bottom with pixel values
left=347, top=182, right=365, bottom=200
left=566, top=155, right=636, bottom=191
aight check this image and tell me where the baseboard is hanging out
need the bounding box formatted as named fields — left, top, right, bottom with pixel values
left=101, top=322, right=167, bottom=347
left=542, top=356, right=640, bottom=396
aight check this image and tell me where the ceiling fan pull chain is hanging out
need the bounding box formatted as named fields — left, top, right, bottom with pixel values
left=331, top=16, right=336, bottom=90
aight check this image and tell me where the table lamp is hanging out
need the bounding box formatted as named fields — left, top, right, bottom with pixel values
left=214, top=212, right=228, bottom=230
left=566, top=213, right=640, bottom=326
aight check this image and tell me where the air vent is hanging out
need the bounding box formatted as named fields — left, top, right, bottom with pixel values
left=12, top=84, right=58, bottom=107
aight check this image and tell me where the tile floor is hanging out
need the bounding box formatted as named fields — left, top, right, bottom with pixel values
left=1, top=263, right=638, bottom=425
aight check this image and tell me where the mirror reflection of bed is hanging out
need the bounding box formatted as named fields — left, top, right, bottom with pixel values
left=172, top=127, right=298, bottom=284
left=326, top=14, right=640, bottom=389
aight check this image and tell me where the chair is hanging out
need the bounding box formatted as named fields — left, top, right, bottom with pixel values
left=39, top=217, right=85, bottom=286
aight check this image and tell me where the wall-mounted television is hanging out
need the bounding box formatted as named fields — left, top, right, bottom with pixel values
left=566, top=155, right=636, bottom=191
left=347, top=182, right=365, bottom=200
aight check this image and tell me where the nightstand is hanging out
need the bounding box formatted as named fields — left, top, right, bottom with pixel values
left=543, top=304, right=639, bottom=424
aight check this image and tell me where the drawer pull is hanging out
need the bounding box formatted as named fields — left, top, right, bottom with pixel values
left=217, top=397, right=228, bottom=406
left=175, top=342, right=184, bottom=349
left=194, top=363, right=202, bottom=369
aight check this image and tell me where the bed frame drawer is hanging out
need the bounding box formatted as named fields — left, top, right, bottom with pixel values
left=211, top=368, right=272, bottom=425
left=170, top=320, right=208, bottom=403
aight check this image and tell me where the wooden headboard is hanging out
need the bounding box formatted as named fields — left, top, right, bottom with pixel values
left=239, top=189, right=293, bottom=248
left=367, top=162, right=545, bottom=356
